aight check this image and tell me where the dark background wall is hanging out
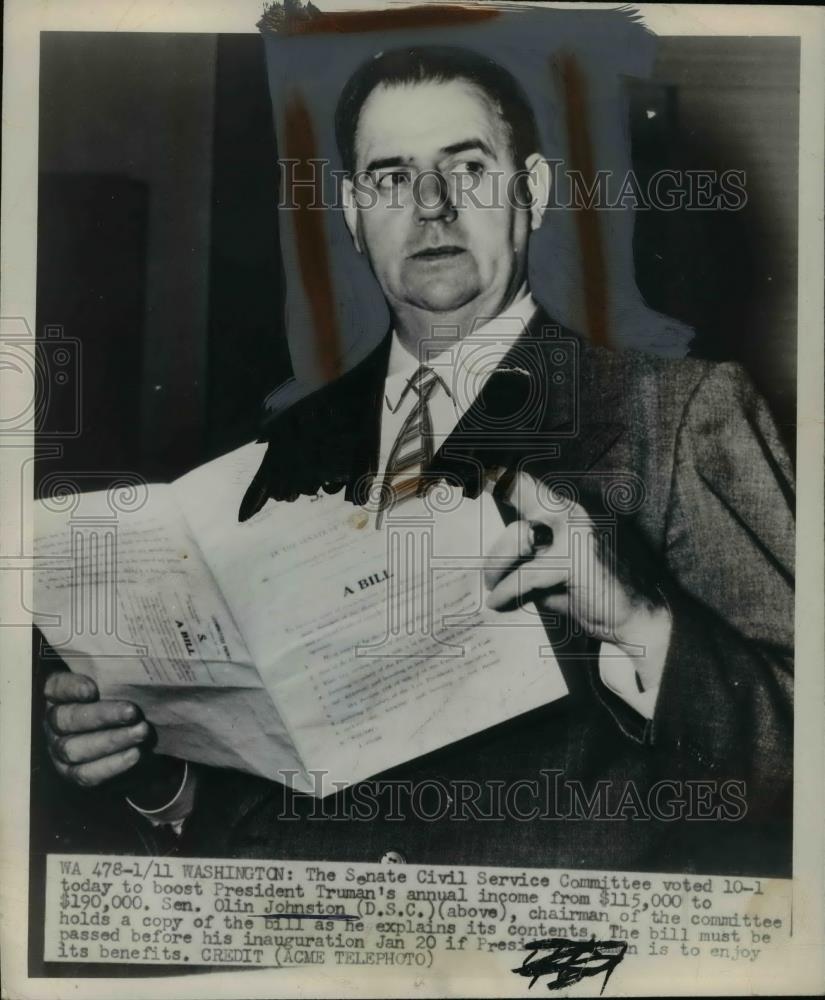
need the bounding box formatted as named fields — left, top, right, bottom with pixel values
left=35, top=32, right=799, bottom=488
left=631, top=36, right=799, bottom=449
left=36, top=32, right=288, bottom=485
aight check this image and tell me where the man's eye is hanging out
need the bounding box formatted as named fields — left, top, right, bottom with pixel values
left=374, top=170, right=412, bottom=191
left=452, top=160, right=486, bottom=176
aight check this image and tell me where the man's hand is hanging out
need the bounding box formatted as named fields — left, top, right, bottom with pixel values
left=484, top=472, right=668, bottom=664
left=44, top=672, right=150, bottom=788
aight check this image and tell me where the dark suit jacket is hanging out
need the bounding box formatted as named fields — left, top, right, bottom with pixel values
left=176, top=310, right=794, bottom=876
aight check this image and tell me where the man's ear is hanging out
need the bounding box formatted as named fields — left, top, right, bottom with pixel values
left=523, top=153, right=552, bottom=232
left=342, top=176, right=363, bottom=254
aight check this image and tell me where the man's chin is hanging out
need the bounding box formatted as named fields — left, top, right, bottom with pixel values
left=403, top=285, right=481, bottom=315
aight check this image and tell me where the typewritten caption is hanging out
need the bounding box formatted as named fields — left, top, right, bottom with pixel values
left=46, top=855, right=791, bottom=984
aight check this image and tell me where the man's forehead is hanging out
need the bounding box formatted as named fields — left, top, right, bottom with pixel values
left=354, top=78, right=508, bottom=164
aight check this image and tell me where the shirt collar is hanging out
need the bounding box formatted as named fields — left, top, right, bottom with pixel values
left=384, top=288, right=539, bottom=413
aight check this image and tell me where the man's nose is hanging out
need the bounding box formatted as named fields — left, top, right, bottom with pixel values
left=413, top=170, right=457, bottom=224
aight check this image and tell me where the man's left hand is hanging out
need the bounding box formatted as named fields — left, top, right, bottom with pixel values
left=484, top=472, right=669, bottom=666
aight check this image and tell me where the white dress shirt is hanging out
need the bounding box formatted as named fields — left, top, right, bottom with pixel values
left=378, top=288, right=669, bottom=720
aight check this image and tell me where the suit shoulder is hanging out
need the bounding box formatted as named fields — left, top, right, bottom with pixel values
left=581, top=345, right=747, bottom=423
left=259, top=377, right=311, bottom=426
left=588, top=344, right=713, bottom=392
left=260, top=335, right=391, bottom=435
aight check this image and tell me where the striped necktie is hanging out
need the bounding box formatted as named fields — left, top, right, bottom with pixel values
left=377, top=365, right=440, bottom=520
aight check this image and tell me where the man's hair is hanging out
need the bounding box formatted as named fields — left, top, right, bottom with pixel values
left=334, top=45, right=540, bottom=175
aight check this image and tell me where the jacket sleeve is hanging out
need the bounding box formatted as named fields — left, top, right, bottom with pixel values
left=600, top=362, right=795, bottom=799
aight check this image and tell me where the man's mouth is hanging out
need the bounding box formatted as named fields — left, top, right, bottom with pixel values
left=410, top=245, right=466, bottom=260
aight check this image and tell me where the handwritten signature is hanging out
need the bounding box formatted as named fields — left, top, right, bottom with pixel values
left=512, top=937, right=628, bottom=994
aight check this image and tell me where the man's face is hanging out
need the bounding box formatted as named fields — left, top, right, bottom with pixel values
left=345, top=79, right=533, bottom=319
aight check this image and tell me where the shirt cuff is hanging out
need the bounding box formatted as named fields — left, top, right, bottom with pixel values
left=126, top=761, right=197, bottom=835
left=597, top=607, right=673, bottom=720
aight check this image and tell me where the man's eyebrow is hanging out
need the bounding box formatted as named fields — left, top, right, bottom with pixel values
left=439, top=138, right=495, bottom=158
left=363, top=140, right=495, bottom=173
left=364, top=155, right=410, bottom=173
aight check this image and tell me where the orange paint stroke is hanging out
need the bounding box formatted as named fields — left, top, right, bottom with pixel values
left=559, top=53, right=610, bottom=350
left=277, top=4, right=499, bottom=36
left=283, top=91, right=342, bottom=382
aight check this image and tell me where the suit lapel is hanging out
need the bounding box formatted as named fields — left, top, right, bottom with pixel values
left=427, top=308, right=626, bottom=496
left=240, top=334, right=390, bottom=518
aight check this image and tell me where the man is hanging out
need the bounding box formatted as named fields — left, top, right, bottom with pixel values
left=43, top=46, right=794, bottom=874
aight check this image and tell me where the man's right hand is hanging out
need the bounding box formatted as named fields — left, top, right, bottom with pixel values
left=44, top=672, right=151, bottom=788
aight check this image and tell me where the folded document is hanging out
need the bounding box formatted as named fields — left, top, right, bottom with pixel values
left=33, top=444, right=567, bottom=796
